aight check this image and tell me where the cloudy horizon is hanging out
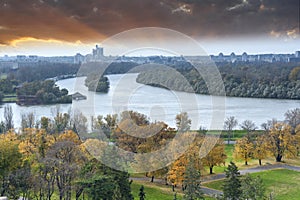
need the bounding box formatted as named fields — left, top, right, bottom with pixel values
left=0, top=0, right=299, bottom=56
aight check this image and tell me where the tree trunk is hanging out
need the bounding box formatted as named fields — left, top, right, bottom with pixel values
left=209, top=166, right=213, bottom=174
left=245, top=160, right=248, bottom=165
left=276, top=154, right=282, bottom=162
left=172, top=185, right=175, bottom=192
left=227, top=132, right=231, bottom=145
left=259, top=159, right=262, bottom=166
left=151, top=176, right=154, bottom=182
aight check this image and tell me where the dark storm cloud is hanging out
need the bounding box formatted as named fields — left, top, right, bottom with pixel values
left=0, top=0, right=298, bottom=44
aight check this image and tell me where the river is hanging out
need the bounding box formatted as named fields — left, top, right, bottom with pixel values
left=0, top=73, right=299, bottom=130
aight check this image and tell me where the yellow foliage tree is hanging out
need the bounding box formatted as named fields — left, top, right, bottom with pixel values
left=167, top=133, right=203, bottom=188
left=234, top=137, right=254, bottom=165
left=167, top=155, right=188, bottom=189
left=253, top=134, right=269, bottom=165
left=57, top=130, right=82, bottom=145
left=265, top=123, right=297, bottom=162
left=201, top=137, right=227, bottom=174
left=0, top=133, right=22, bottom=179
left=18, top=128, right=55, bottom=163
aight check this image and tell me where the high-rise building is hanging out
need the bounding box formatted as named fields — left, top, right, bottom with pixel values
left=93, top=45, right=104, bottom=60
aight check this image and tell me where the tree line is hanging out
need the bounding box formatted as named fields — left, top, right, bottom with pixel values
left=16, top=80, right=72, bottom=105
left=136, top=61, right=300, bottom=99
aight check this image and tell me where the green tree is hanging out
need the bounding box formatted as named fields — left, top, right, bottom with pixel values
left=0, top=92, right=3, bottom=103
left=182, top=159, right=204, bottom=200
left=139, top=185, right=146, bottom=200
left=78, top=159, right=133, bottom=200
left=241, top=174, right=265, bottom=200
left=0, top=135, right=22, bottom=196
left=222, top=161, right=242, bottom=200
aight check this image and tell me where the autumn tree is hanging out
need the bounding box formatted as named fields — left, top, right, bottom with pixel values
left=168, top=155, right=188, bottom=191
left=167, top=134, right=203, bottom=191
left=234, top=136, right=254, bottom=165
left=201, top=136, right=226, bottom=174
left=265, top=123, right=297, bottom=162
left=222, top=161, right=242, bottom=200
left=224, top=116, right=238, bottom=144
left=253, top=134, right=269, bottom=165
left=18, top=128, right=55, bottom=162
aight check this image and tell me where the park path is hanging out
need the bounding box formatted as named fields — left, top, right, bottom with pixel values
left=130, top=163, right=300, bottom=196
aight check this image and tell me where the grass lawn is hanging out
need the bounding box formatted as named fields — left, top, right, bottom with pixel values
left=2, top=94, right=17, bottom=103
left=131, top=181, right=182, bottom=200
left=131, top=181, right=216, bottom=200
left=203, top=169, right=300, bottom=200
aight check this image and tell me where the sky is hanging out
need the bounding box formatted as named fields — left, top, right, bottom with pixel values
left=0, top=0, right=299, bottom=56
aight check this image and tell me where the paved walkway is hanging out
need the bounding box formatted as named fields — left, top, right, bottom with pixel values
left=130, top=163, right=300, bottom=196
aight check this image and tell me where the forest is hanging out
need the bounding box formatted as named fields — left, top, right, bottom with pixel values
left=137, top=61, right=300, bottom=99
left=16, top=80, right=72, bottom=105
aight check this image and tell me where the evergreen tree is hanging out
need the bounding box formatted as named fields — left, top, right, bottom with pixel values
left=222, top=161, right=242, bottom=200
left=173, top=192, right=177, bottom=200
left=182, top=158, right=204, bottom=200
left=241, top=174, right=265, bottom=200
left=139, top=185, right=146, bottom=200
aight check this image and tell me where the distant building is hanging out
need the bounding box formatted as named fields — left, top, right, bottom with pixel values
left=295, top=51, right=300, bottom=58
left=74, top=53, right=85, bottom=64
left=93, top=45, right=104, bottom=60
left=72, top=92, right=87, bottom=101
left=17, top=55, right=26, bottom=62
left=230, top=52, right=236, bottom=62
left=242, top=52, right=248, bottom=62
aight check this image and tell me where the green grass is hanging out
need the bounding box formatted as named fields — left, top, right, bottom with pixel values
left=2, top=94, right=17, bottom=103
left=131, top=181, right=216, bottom=200
left=0, top=73, right=7, bottom=79
left=203, top=169, right=300, bottom=200
left=131, top=181, right=182, bottom=200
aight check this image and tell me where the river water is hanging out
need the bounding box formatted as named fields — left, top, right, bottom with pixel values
left=0, top=73, right=299, bottom=130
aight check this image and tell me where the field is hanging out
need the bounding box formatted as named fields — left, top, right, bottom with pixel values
left=2, top=94, right=17, bottom=103
left=131, top=181, right=183, bottom=200
left=203, top=169, right=300, bottom=200
left=131, top=181, right=215, bottom=200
